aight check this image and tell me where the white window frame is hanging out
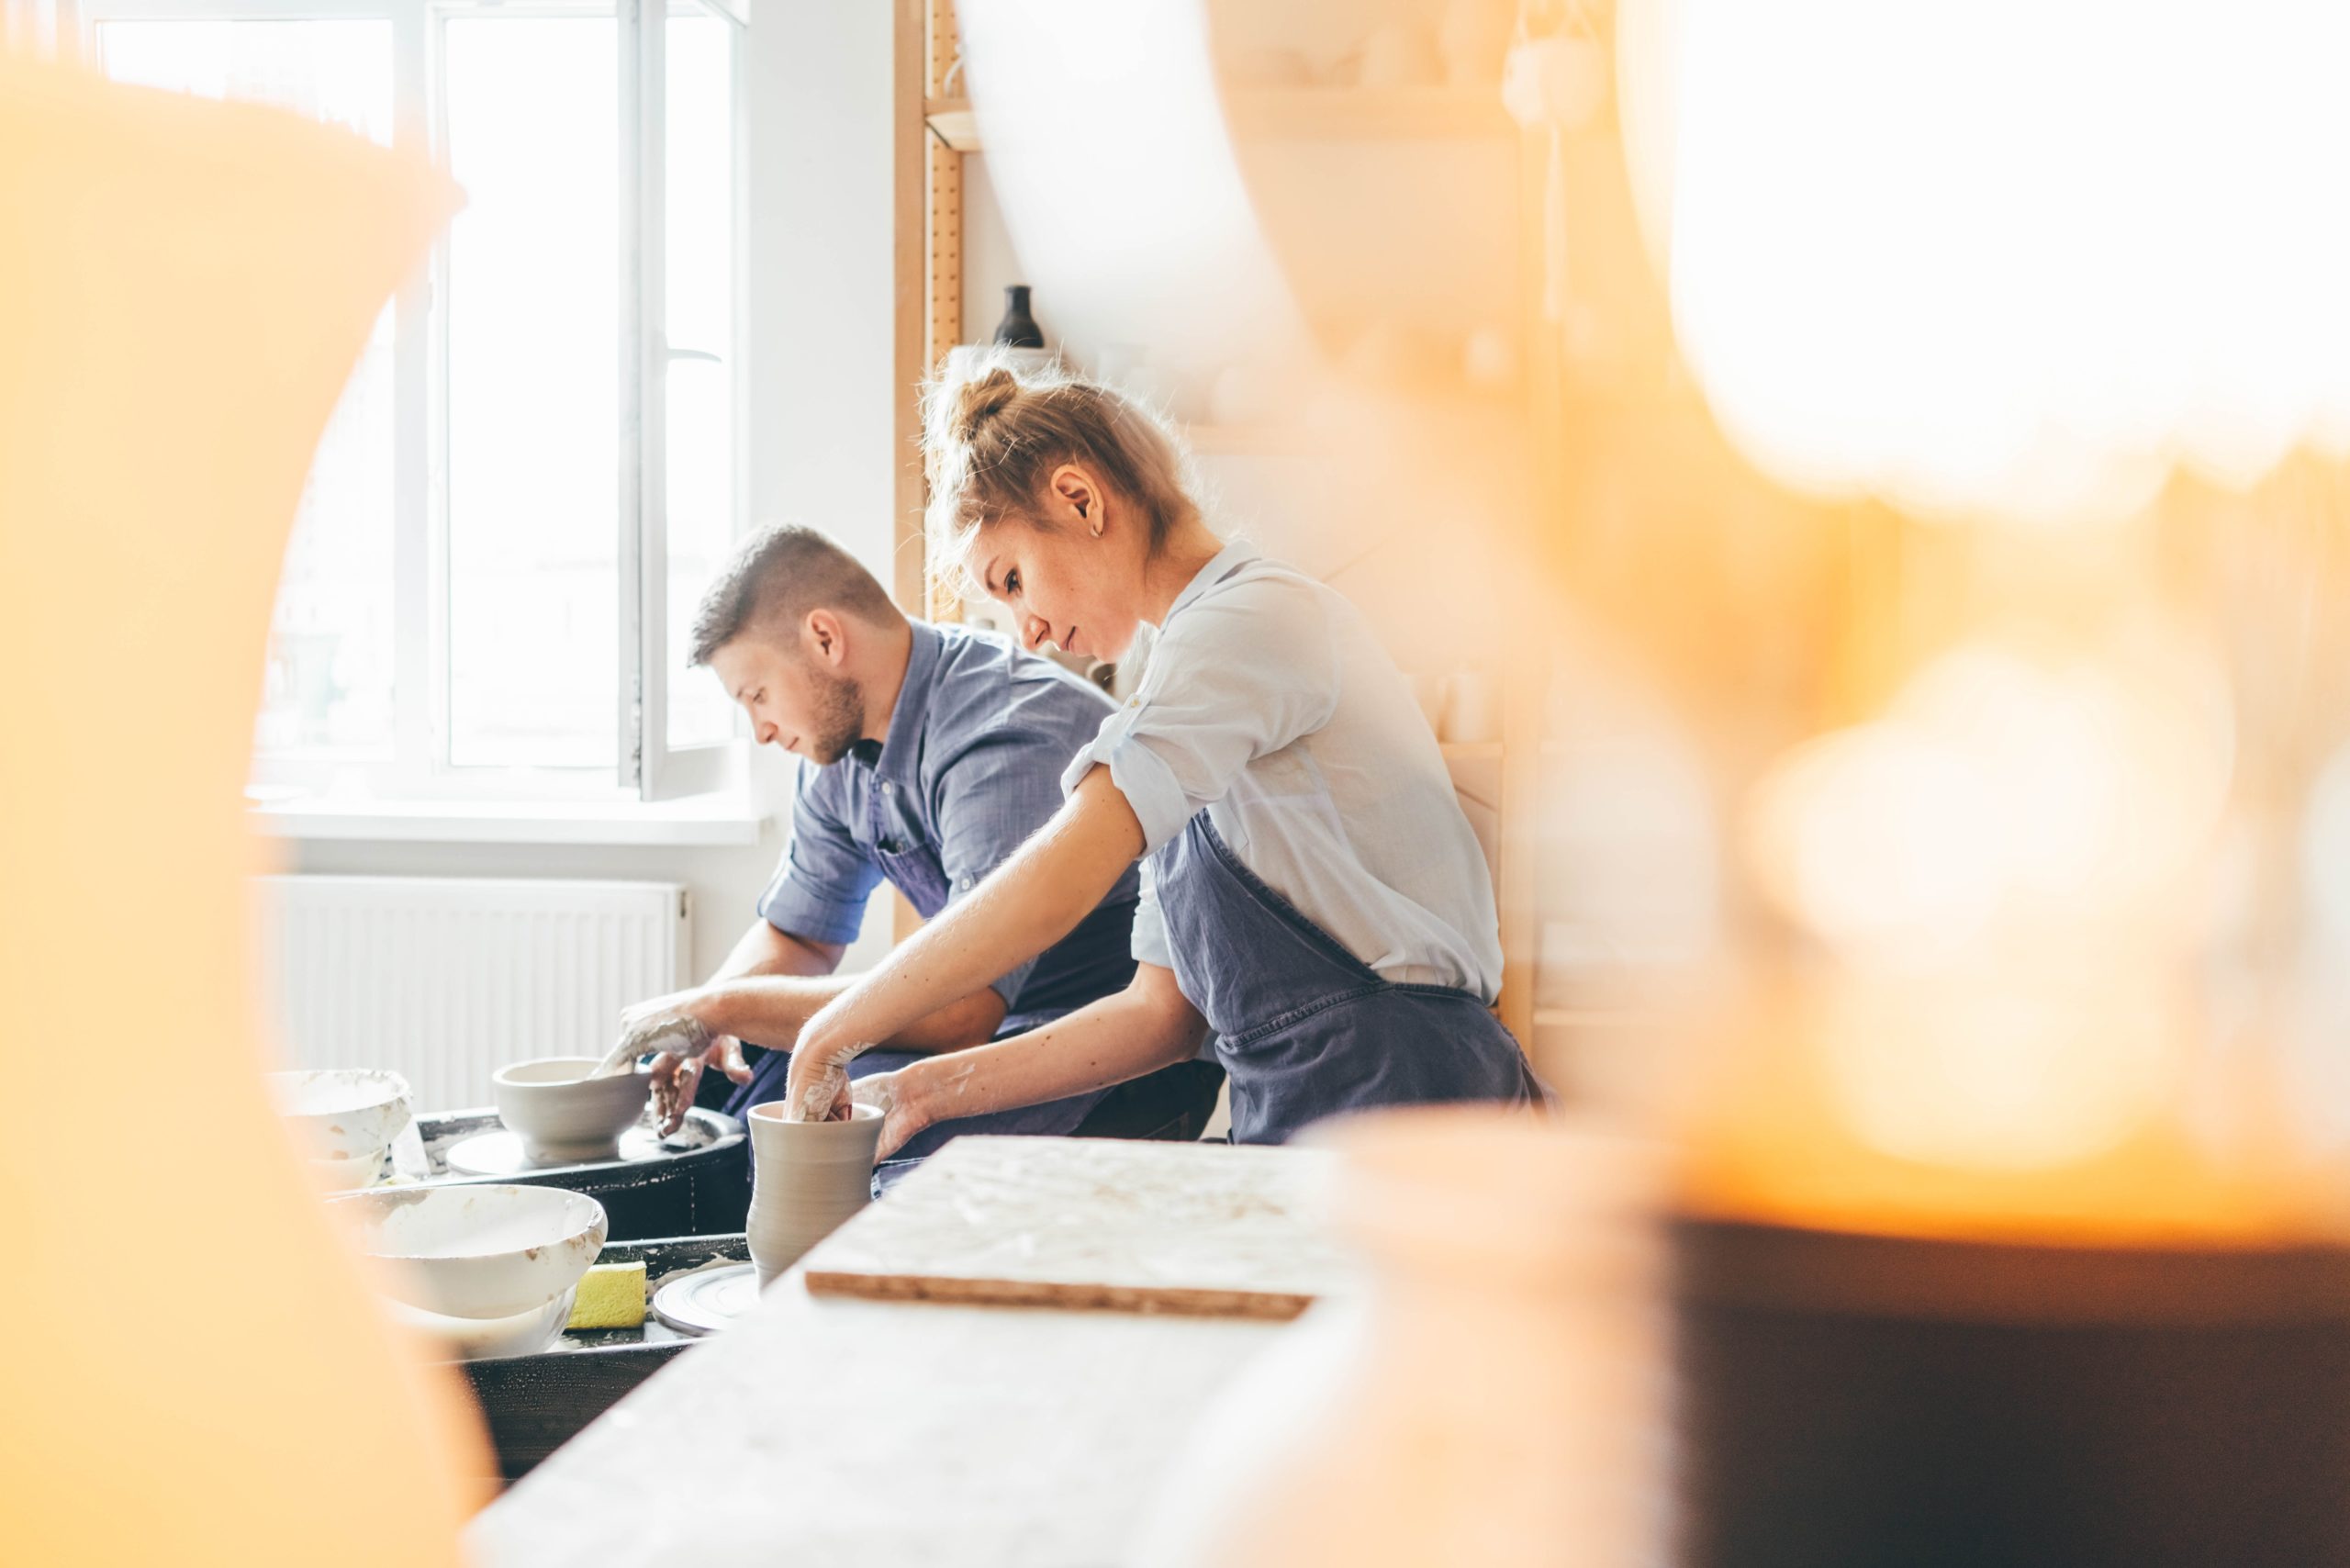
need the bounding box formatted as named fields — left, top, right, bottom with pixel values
left=79, top=0, right=749, bottom=803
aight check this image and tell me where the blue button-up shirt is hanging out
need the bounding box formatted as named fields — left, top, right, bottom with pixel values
left=756, top=622, right=1139, bottom=1031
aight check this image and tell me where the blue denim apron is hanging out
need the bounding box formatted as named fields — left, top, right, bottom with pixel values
left=1156, top=813, right=1545, bottom=1142
left=725, top=778, right=1219, bottom=1190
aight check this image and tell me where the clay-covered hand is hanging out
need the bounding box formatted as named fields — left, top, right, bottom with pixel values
left=780, top=1046, right=857, bottom=1124
left=786, top=998, right=866, bottom=1118
left=849, top=1069, right=934, bottom=1160
left=612, top=991, right=719, bottom=1062
left=649, top=1034, right=751, bottom=1137
left=600, top=991, right=731, bottom=1130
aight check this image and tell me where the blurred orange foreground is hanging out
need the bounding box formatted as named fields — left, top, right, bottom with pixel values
left=0, top=51, right=482, bottom=1566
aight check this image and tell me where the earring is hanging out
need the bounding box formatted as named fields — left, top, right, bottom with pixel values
left=1091, top=521, right=1102, bottom=538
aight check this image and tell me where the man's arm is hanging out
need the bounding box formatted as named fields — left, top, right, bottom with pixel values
left=638, top=919, right=841, bottom=1135
left=710, top=916, right=843, bottom=983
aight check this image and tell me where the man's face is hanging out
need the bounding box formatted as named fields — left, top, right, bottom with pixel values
left=708, top=634, right=865, bottom=764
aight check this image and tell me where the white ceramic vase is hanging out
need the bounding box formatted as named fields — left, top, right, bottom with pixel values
left=745, top=1102, right=885, bottom=1288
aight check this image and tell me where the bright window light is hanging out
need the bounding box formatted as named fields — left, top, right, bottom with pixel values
left=665, top=8, right=737, bottom=750
left=93, top=0, right=745, bottom=795
left=443, top=15, right=621, bottom=769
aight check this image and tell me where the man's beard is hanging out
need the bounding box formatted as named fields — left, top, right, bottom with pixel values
left=804, top=668, right=867, bottom=765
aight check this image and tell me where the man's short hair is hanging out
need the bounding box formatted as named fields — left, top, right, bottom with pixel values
left=688, top=523, right=901, bottom=666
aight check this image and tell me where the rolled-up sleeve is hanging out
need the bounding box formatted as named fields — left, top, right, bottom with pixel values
left=756, top=766, right=879, bottom=945
left=1059, top=578, right=1339, bottom=855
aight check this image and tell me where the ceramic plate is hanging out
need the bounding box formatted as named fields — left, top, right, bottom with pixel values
left=650, top=1262, right=761, bottom=1337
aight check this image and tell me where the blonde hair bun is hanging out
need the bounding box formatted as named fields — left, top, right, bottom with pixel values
left=948, top=365, right=1022, bottom=444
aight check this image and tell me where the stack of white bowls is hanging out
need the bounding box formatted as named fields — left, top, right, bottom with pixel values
left=330, top=1184, right=610, bottom=1360
left=266, top=1068, right=413, bottom=1190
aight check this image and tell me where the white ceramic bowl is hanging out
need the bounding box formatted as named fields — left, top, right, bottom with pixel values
left=267, top=1068, right=412, bottom=1160
left=386, top=1284, right=580, bottom=1361
left=493, top=1056, right=652, bottom=1162
left=330, top=1183, right=609, bottom=1320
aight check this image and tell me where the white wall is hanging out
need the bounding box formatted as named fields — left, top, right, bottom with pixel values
left=741, top=0, right=899, bottom=590
left=285, top=0, right=903, bottom=982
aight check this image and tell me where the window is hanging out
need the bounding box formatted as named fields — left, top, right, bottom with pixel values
left=90, top=0, right=746, bottom=801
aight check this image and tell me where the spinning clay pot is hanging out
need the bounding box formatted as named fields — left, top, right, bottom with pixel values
left=745, top=1102, right=885, bottom=1287
left=494, top=1055, right=652, bottom=1162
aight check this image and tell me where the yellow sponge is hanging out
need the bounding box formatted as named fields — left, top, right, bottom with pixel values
left=565, top=1260, right=647, bottom=1330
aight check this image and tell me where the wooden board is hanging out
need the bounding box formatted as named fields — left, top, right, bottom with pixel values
left=801, top=1135, right=1354, bottom=1319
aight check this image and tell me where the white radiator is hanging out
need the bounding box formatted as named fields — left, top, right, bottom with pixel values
left=256, top=875, right=690, bottom=1112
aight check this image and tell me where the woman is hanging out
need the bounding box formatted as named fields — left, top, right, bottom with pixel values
left=787, top=357, right=1546, bottom=1151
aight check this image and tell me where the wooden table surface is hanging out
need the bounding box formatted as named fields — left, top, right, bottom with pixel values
left=467, top=1142, right=1319, bottom=1568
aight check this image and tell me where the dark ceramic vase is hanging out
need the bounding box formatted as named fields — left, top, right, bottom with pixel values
left=992, top=284, right=1045, bottom=349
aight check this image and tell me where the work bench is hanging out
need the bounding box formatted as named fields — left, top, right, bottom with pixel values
left=469, top=1137, right=1333, bottom=1567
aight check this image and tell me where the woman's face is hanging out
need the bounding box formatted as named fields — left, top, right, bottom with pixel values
left=970, top=464, right=1148, bottom=662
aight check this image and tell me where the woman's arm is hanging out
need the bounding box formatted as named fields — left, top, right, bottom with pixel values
left=856, top=963, right=1206, bottom=1158
left=786, top=765, right=1147, bottom=1118
left=694, top=974, right=1006, bottom=1055
left=636, top=923, right=1003, bottom=1131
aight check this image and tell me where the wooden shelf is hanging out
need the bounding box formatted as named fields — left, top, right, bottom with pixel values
left=925, top=98, right=980, bottom=151
left=924, top=88, right=1514, bottom=156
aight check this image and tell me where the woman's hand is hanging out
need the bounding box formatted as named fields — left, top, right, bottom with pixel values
left=850, top=1067, right=935, bottom=1160
left=781, top=999, right=867, bottom=1123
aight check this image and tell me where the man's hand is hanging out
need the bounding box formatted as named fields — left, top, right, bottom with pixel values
left=649, top=1034, right=751, bottom=1137
left=611, top=990, right=717, bottom=1062
left=610, top=990, right=750, bottom=1135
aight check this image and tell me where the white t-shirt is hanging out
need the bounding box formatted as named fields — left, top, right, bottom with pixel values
left=1060, top=542, right=1504, bottom=998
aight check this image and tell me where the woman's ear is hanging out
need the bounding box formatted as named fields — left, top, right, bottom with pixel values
left=1049, top=464, right=1103, bottom=535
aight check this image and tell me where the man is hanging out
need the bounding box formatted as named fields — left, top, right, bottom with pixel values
left=615, top=523, right=1221, bottom=1183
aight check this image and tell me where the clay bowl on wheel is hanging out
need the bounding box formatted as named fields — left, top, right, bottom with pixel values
left=492, top=1055, right=652, bottom=1163
left=330, top=1183, right=608, bottom=1320
left=266, top=1068, right=412, bottom=1161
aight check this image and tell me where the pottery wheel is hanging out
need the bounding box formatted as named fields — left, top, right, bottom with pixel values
left=444, top=1124, right=671, bottom=1177
left=651, top=1263, right=761, bottom=1337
